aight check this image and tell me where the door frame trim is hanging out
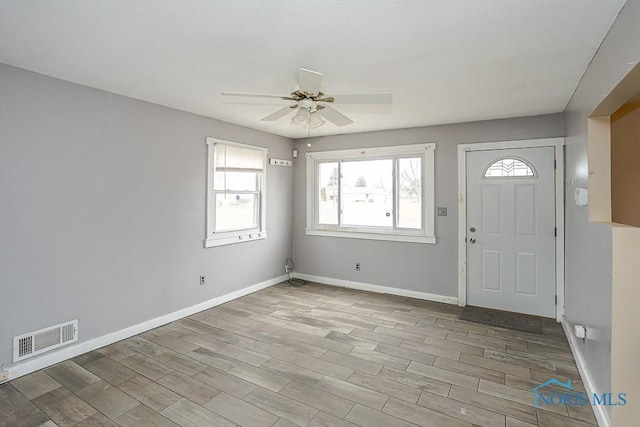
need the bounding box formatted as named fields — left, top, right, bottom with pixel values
left=457, top=137, right=565, bottom=320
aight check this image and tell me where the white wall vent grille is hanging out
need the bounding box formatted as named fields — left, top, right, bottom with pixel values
left=13, top=320, right=78, bottom=362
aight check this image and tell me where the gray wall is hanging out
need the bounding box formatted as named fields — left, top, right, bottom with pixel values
left=0, top=64, right=293, bottom=368
left=564, top=0, right=640, bottom=408
left=292, top=114, right=564, bottom=297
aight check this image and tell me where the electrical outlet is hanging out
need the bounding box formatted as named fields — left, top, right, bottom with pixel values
left=355, top=262, right=361, bottom=271
left=0, top=370, right=9, bottom=383
left=437, top=207, right=448, bottom=216
left=200, top=275, right=206, bottom=286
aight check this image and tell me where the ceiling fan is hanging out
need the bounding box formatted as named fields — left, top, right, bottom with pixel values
left=222, top=68, right=392, bottom=129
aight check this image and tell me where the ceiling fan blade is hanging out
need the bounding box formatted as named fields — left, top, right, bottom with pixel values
left=222, top=91, right=288, bottom=99
left=298, top=68, right=324, bottom=94
left=261, top=106, right=295, bottom=122
left=319, top=106, right=354, bottom=127
left=329, top=93, right=393, bottom=104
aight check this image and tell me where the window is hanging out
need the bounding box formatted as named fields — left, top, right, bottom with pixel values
left=306, top=143, right=435, bottom=243
left=484, top=158, right=535, bottom=178
left=205, top=138, right=267, bottom=247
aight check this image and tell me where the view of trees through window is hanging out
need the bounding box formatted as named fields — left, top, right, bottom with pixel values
left=318, top=162, right=339, bottom=225
left=399, top=158, right=422, bottom=229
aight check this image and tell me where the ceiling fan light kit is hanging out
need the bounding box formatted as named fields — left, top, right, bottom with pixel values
left=309, top=111, right=325, bottom=128
left=291, top=108, right=310, bottom=128
left=291, top=108, right=325, bottom=129
left=222, top=68, right=392, bottom=131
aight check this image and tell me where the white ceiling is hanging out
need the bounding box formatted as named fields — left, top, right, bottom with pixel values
left=0, top=1, right=628, bottom=138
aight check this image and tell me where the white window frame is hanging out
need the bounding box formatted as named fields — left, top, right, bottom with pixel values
left=204, top=137, right=267, bottom=248
left=305, top=143, right=436, bottom=244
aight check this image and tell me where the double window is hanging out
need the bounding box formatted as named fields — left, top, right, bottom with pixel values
left=306, top=143, right=435, bottom=243
left=205, top=138, right=267, bottom=247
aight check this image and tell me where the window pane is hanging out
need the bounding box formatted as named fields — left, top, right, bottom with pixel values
left=484, top=158, right=534, bottom=177
left=215, top=193, right=258, bottom=231
left=342, top=159, right=392, bottom=228
left=214, top=171, right=258, bottom=191
left=398, top=158, right=422, bottom=229
left=318, top=162, right=339, bottom=225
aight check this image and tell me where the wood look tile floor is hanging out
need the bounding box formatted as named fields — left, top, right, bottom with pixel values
left=0, top=282, right=597, bottom=427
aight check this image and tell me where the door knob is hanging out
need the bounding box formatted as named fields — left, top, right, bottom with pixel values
left=469, top=238, right=476, bottom=244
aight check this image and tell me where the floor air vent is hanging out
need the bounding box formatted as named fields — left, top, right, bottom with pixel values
left=13, top=320, right=78, bottom=362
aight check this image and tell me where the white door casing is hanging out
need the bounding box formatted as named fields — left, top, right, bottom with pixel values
left=464, top=145, right=558, bottom=318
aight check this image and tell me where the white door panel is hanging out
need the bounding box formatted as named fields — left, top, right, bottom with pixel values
left=466, top=147, right=556, bottom=317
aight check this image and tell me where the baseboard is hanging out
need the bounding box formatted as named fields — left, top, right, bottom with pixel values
left=560, top=316, right=610, bottom=427
left=292, top=272, right=458, bottom=305
left=7, top=274, right=287, bottom=381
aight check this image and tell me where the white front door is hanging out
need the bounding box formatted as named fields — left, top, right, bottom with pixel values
left=466, top=147, right=556, bottom=317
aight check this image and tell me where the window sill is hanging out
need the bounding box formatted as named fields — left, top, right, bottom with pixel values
left=204, top=231, right=267, bottom=248
left=305, top=228, right=436, bottom=244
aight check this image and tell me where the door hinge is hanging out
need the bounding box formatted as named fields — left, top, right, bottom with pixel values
left=554, top=227, right=557, bottom=237
left=555, top=295, right=558, bottom=305
left=554, top=159, right=557, bottom=169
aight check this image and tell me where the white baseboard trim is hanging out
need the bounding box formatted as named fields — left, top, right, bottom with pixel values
left=7, top=274, right=287, bottom=381
left=560, top=316, right=610, bottom=427
left=292, top=273, right=458, bottom=305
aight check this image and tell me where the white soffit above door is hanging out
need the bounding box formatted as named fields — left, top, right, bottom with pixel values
left=0, top=1, right=628, bottom=138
